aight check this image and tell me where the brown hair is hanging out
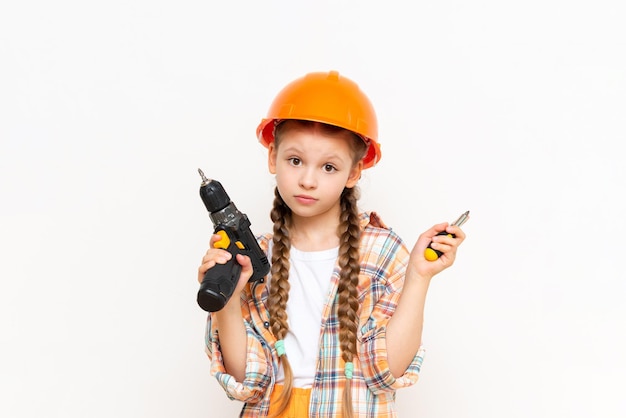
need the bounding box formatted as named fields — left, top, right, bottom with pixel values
left=268, top=120, right=366, bottom=418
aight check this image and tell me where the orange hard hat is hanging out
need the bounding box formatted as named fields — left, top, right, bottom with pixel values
left=256, top=71, right=381, bottom=169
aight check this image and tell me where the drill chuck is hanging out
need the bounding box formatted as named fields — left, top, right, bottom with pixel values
left=198, top=169, right=231, bottom=213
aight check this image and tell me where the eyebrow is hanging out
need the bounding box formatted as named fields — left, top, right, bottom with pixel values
left=280, top=146, right=303, bottom=155
left=283, top=148, right=347, bottom=162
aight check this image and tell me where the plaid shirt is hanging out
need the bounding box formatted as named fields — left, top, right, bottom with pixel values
left=205, top=212, right=425, bottom=417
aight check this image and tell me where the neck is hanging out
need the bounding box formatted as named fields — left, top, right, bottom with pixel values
left=290, top=211, right=341, bottom=251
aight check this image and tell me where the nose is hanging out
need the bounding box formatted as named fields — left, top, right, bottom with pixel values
left=298, top=167, right=317, bottom=190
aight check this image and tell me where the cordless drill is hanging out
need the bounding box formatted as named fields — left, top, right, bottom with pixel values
left=197, top=169, right=270, bottom=312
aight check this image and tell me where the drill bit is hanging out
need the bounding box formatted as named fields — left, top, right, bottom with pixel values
left=198, top=168, right=210, bottom=185
left=452, top=211, right=470, bottom=227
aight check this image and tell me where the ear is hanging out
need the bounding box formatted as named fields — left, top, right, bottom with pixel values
left=345, top=160, right=363, bottom=188
left=268, top=142, right=277, bottom=174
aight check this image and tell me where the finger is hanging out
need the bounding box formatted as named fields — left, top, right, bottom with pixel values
left=198, top=249, right=233, bottom=283
left=432, top=233, right=457, bottom=247
left=429, top=241, right=454, bottom=255
left=428, top=241, right=457, bottom=267
left=197, top=261, right=213, bottom=283
left=445, top=224, right=467, bottom=241
left=432, top=233, right=464, bottom=256
left=234, top=254, right=254, bottom=291
left=201, top=248, right=232, bottom=265
left=236, top=254, right=254, bottom=281
left=416, top=222, right=449, bottom=251
left=198, top=258, right=218, bottom=278
left=430, top=222, right=449, bottom=236
left=209, top=233, right=223, bottom=245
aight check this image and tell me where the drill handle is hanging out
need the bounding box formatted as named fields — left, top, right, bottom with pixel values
left=196, top=224, right=269, bottom=312
left=197, top=255, right=242, bottom=312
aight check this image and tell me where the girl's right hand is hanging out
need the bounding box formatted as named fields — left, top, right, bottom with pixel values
left=197, top=234, right=254, bottom=304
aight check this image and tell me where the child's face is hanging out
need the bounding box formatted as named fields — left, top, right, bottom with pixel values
left=268, top=126, right=362, bottom=222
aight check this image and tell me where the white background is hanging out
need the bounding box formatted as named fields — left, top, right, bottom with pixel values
left=1, top=1, right=625, bottom=417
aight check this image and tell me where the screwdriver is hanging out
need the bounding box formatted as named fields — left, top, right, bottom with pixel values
left=424, top=210, right=470, bottom=261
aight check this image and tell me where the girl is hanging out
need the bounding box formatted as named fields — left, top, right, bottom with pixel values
left=198, top=71, right=466, bottom=417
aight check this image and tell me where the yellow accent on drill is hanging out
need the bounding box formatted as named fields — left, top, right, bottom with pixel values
left=213, top=230, right=230, bottom=249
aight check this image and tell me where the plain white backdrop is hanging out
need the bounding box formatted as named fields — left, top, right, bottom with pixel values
left=1, top=1, right=625, bottom=417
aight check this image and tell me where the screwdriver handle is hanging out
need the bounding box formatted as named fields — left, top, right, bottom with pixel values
left=424, top=231, right=455, bottom=261
left=424, top=211, right=469, bottom=261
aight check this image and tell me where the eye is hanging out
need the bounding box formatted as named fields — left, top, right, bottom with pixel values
left=288, top=157, right=302, bottom=166
left=323, top=164, right=337, bottom=173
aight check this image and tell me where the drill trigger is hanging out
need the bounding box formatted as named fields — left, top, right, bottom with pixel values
left=213, top=229, right=231, bottom=249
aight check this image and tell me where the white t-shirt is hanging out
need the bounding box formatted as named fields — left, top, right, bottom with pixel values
left=269, top=244, right=339, bottom=388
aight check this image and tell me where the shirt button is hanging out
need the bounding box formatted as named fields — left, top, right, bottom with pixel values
left=263, top=321, right=270, bottom=328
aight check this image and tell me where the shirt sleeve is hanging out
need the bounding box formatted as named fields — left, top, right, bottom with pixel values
left=205, top=312, right=273, bottom=403
left=356, top=229, right=425, bottom=394
left=359, top=323, right=425, bottom=393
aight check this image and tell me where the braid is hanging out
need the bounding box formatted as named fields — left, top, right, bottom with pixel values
left=267, top=187, right=294, bottom=418
left=336, top=186, right=362, bottom=418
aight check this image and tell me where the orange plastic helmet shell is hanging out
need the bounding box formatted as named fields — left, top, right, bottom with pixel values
left=256, top=71, right=381, bottom=169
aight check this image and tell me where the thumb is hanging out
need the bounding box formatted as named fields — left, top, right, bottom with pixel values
left=235, top=254, right=254, bottom=292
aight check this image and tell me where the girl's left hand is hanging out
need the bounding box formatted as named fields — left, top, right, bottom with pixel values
left=408, top=221, right=467, bottom=281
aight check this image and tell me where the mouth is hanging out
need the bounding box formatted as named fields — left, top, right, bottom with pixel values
left=294, top=194, right=317, bottom=205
